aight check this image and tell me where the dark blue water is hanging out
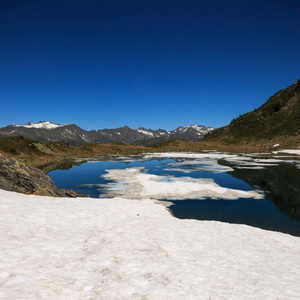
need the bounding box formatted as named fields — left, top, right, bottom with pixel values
left=166, top=199, right=300, bottom=237
left=48, top=157, right=300, bottom=237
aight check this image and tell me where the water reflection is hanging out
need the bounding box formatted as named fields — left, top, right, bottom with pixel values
left=220, top=161, right=300, bottom=222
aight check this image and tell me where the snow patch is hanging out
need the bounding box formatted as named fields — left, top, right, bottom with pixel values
left=162, top=159, right=234, bottom=174
left=273, top=150, right=300, bottom=155
left=223, top=157, right=281, bottom=169
left=144, top=152, right=233, bottom=160
left=144, top=152, right=287, bottom=170
left=137, top=129, right=154, bottom=137
left=14, top=121, right=67, bottom=130
left=99, top=167, right=263, bottom=200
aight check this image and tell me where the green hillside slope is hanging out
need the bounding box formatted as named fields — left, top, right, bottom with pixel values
left=204, top=79, right=300, bottom=146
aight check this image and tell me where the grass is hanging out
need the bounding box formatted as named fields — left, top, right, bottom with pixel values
left=0, top=136, right=151, bottom=167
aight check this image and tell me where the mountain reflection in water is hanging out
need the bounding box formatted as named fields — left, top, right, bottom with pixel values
left=221, top=162, right=300, bottom=222
left=164, top=159, right=300, bottom=237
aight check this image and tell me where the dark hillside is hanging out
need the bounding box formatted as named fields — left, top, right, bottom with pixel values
left=204, top=79, right=300, bottom=146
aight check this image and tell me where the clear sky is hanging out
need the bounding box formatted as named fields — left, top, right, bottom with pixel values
left=1, top=0, right=299, bottom=131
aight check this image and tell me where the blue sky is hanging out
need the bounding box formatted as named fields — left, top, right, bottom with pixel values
left=1, top=0, right=299, bottom=131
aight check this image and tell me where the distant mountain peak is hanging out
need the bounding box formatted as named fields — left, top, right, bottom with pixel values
left=173, top=124, right=214, bottom=135
left=14, top=121, right=68, bottom=130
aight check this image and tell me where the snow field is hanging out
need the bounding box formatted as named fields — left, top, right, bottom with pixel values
left=1, top=189, right=300, bottom=299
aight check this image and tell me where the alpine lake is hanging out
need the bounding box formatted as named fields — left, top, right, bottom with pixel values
left=46, top=151, right=300, bottom=237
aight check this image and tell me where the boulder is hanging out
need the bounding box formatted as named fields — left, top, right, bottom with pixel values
left=0, top=153, right=76, bottom=197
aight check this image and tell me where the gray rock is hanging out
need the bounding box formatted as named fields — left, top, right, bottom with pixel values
left=0, top=153, right=76, bottom=197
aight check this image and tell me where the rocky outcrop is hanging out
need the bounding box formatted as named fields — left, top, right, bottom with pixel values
left=0, top=153, right=76, bottom=197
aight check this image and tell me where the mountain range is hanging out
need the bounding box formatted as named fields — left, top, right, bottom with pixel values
left=3, top=78, right=298, bottom=150
left=0, top=122, right=214, bottom=146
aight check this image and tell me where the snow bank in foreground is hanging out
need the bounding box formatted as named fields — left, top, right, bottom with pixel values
left=100, top=167, right=263, bottom=200
left=1, top=189, right=300, bottom=299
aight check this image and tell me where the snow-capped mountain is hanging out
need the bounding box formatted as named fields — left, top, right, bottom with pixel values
left=0, top=122, right=214, bottom=146
left=171, top=124, right=214, bottom=135
left=14, top=121, right=68, bottom=130
left=137, top=127, right=168, bottom=138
